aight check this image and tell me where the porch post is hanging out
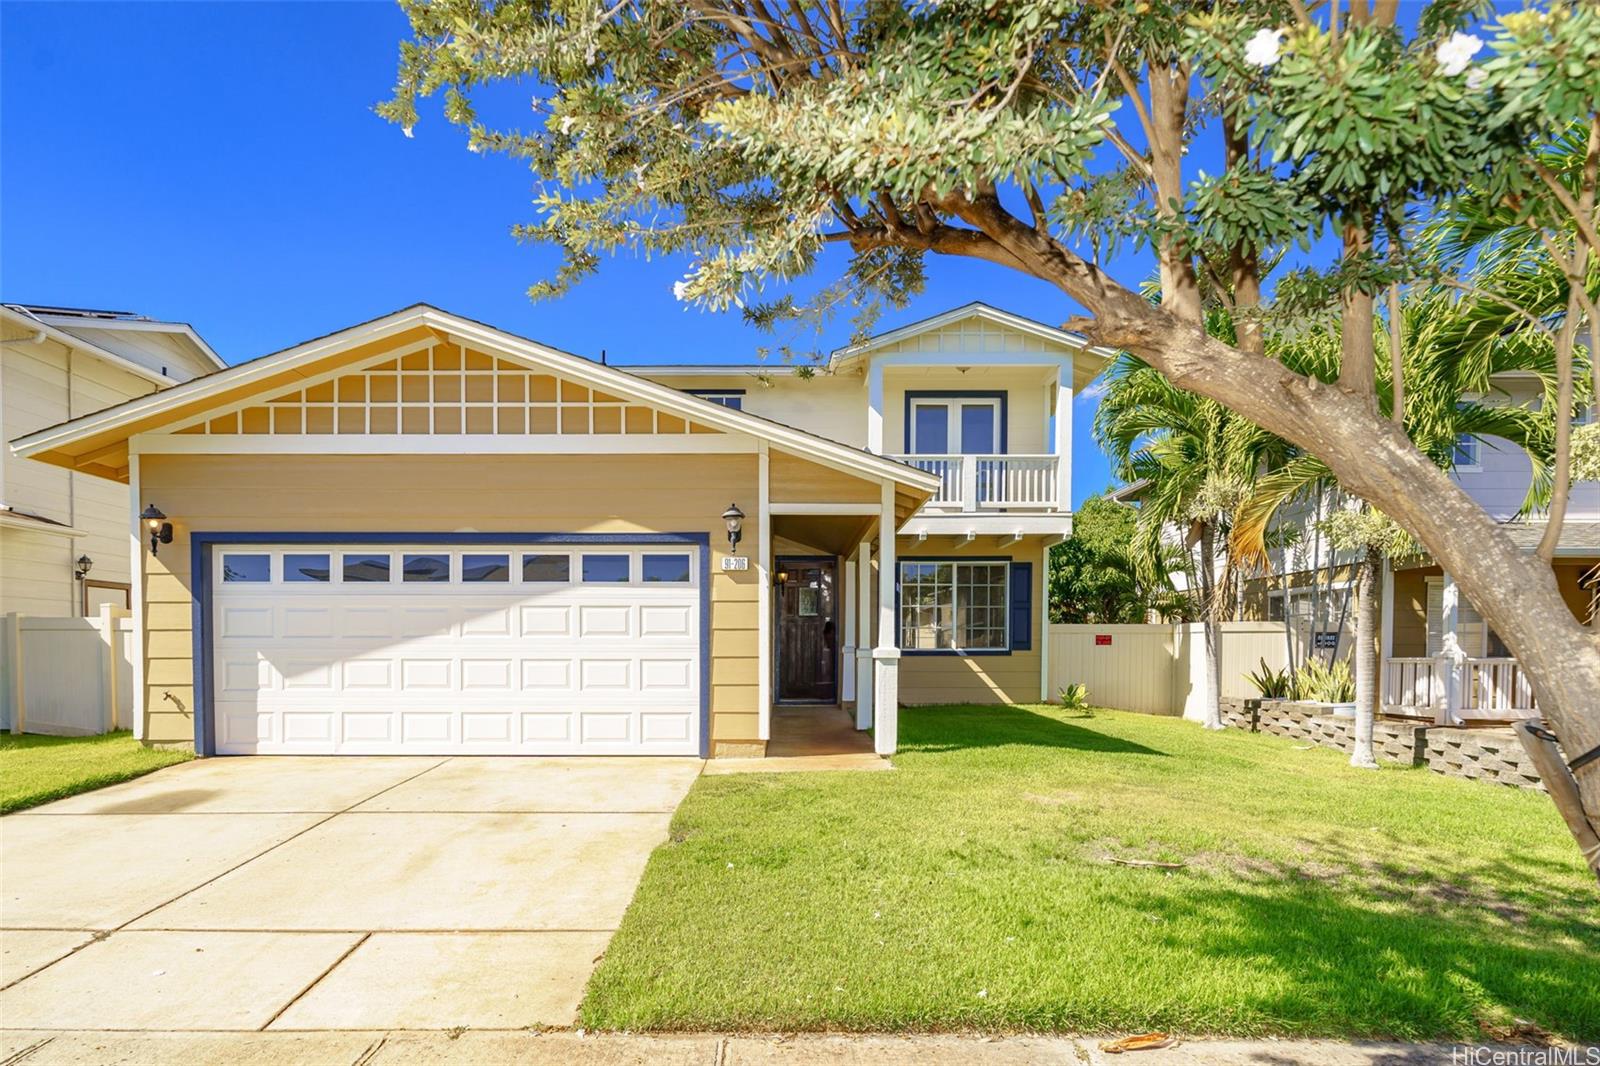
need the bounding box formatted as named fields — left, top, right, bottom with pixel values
left=1438, top=571, right=1465, bottom=726
left=757, top=443, right=772, bottom=742
left=128, top=451, right=146, bottom=742
left=1053, top=364, right=1072, bottom=509
left=1379, top=559, right=1394, bottom=709
left=867, top=361, right=885, bottom=455
left=874, top=481, right=900, bottom=755
left=855, top=538, right=874, bottom=730
left=841, top=549, right=857, bottom=704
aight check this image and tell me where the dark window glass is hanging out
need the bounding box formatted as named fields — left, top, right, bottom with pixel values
left=959, top=402, right=996, bottom=454
left=462, top=554, right=510, bottom=582
left=582, top=554, right=630, bottom=583
left=342, top=553, right=391, bottom=582
left=912, top=403, right=948, bottom=453
left=522, top=554, right=571, bottom=582
left=642, top=553, right=691, bottom=583
left=403, top=554, right=451, bottom=582
left=221, top=554, right=270, bottom=582
left=283, top=553, right=330, bottom=582
left=687, top=390, right=743, bottom=409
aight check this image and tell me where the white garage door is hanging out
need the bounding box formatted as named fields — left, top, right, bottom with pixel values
left=209, top=543, right=702, bottom=755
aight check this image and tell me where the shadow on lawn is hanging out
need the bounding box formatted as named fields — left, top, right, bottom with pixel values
left=901, top=704, right=1166, bottom=757
left=1124, top=865, right=1600, bottom=1040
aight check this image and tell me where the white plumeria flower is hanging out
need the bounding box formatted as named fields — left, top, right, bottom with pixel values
left=1465, top=67, right=1488, bottom=91
left=672, top=280, right=690, bottom=301
left=1435, top=31, right=1482, bottom=77
left=559, top=115, right=575, bottom=135
left=1244, top=28, right=1284, bottom=69
left=402, top=125, right=415, bottom=139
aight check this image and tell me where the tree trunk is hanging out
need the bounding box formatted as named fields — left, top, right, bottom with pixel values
left=1351, top=547, right=1381, bottom=770
left=954, top=196, right=1600, bottom=880
left=1199, top=524, right=1224, bottom=730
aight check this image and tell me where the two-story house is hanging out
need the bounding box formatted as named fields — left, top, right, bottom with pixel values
left=9, top=302, right=1104, bottom=759
left=2, top=304, right=225, bottom=617
left=1245, top=371, right=1598, bottom=723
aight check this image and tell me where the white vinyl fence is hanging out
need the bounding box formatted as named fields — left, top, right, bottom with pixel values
left=1049, top=621, right=1290, bottom=720
left=1, top=606, right=135, bottom=736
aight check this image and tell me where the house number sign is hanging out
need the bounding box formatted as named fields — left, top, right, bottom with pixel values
left=721, top=556, right=750, bottom=571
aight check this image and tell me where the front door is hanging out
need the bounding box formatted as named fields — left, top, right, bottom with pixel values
left=776, top=558, right=837, bottom=702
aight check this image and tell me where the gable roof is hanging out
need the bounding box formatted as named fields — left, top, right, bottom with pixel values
left=9, top=303, right=941, bottom=499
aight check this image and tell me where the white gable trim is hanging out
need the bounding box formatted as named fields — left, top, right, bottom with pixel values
left=12, top=305, right=939, bottom=495
left=829, top=302, right=1117, bottom=367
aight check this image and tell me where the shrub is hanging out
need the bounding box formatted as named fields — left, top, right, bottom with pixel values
left=1058, top=683, right=1090, bottom=710
left=1244, top=657, right=1293, bottom=698
left=1292, top=658, right=1355, bottom=703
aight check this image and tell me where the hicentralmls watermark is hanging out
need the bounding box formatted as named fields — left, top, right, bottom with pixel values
left=1452, top=1047, right=1600, bottom=1066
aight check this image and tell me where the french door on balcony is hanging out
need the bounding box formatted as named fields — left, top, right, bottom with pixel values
left=908, top=397, right=1001, bottom=456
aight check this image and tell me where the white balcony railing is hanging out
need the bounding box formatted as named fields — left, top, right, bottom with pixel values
left=1382, top=656, right=1539, bottom=721
left=890, top=454, right=1060, bottom=512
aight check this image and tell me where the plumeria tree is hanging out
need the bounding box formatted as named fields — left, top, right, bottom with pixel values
left=383, top=0, right=1600, bottom=877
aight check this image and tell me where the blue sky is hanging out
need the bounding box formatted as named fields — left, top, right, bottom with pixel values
left=0, top=3, right=1183, bottom=504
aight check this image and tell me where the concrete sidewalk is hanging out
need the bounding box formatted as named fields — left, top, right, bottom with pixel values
left=0, top=1031, right=1499, bottom=1065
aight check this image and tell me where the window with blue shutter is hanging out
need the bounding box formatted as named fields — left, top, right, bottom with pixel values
left=1009, top=562, right=1032, bottom=651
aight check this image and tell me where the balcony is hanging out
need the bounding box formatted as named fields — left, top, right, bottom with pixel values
left=1382, top=656, right=1539, bottom=722
left=889, top=454, right=1061, bottom=512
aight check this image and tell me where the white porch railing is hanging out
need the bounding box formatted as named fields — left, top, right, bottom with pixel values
left=1382, top=656, right=1539, bottom=721
left=889, top=454, right=1060, bottom=512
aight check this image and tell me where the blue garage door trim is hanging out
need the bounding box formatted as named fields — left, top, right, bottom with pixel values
left=190, top=531, right=712, bottom=758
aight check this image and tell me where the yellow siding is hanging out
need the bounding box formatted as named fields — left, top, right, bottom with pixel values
left=768, top=451, right=882, bottom=504
left=136, top=453, right=760, bottom=746
left=895, top=537, right=1047, bottom=705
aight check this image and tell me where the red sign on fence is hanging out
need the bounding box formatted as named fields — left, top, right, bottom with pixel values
left=1095, top=634, right=1113, bottom=646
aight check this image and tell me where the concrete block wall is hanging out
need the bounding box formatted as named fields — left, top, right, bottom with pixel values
left=1218, top=698, right=1546, bottom=792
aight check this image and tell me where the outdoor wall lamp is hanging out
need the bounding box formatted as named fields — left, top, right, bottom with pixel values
left=74, top=555, right=94, bottom=580
left=141, top=505, right=173, bottom=556
left=722, top=502, right=745, bottom=552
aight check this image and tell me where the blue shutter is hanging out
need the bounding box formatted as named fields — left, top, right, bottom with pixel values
left=1009, top=562, right=1032, bottom=651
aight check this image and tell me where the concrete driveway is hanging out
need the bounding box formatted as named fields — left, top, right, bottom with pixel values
left=0, top=756, right=701, bottom=1032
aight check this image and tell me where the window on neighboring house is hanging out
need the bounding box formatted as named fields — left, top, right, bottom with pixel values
left=898, top=560, right=1008, bottom=651
left=685, top=389, right=744, bottom=410
left=906, top=395, right=1002, bottom=456
left=1453, top=434, right=1480, bottom=470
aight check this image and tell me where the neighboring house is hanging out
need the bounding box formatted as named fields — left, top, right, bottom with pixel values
left=9, top=302, right=1103, bottom=758
left=1, top=305, right=224, bottom=617
left=1243, top=371, right=1599, bottom=723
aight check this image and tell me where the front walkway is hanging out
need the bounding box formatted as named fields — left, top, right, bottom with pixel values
left=0, top=1030, right=1475, bottom=1064
left=0, top=755, right=700, bottom=1032
left=704, top=704, right=889, bottom=775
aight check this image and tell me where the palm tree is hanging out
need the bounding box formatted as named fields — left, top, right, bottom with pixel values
left=1234, top=288, right=1562, bottom=768
left=1094, top=354, right=1291, bottom=729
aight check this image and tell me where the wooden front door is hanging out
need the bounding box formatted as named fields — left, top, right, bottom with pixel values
left=776, top=558, right=837, bottom=702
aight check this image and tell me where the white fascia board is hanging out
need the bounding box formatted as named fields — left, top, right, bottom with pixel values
left=828, top=303, right=1119, bottom=369
left=10, top=307, right=431, bottom=457
left=0, top=510, right=87, bottom=538
left=2, top=307, right=176, bottom=389
left=899, top=513, right=1074, bottom=538
left=34, top=314, right=228, bottom=370
left=616, top=364, right=800, bottom=377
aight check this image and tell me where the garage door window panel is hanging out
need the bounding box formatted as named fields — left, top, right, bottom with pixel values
left=343, top=554, right=391, bottom=582
left=222, top=554, right=271, bottom=582
left=522, top=553, right=571, bottom=582
left=643, top=553, right=691, bottom=583
left=284, top=554, right=330, bottom=582
left=583, top=554, right=630, bottom=583
left=463, top=554, right=510, bottom=582
left=403, top=553, right=451, bottom=582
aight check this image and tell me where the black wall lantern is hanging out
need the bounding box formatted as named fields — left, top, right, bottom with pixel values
left=721, top=502, right=745, bottom=553
left=141, top=505, right=173, bottom=556
left=74, top=554, right=94, bottom=580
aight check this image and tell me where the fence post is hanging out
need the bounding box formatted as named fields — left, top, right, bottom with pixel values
left=4, top=613, right=24, bottom=734
left=98, top=603, right=119, bottom=732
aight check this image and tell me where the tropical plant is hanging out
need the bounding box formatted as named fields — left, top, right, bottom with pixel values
left=1050, top=494, right=1189, bottom=623
left=1292, top=657, right=1356, bottom=705
left=1058, top=683, right=1091, bottom=711
left=381, top=1, right=1600, bottom=876
left=1244, top=658, right=1293, bottom=700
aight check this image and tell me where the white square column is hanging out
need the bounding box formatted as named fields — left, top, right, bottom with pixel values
left=855, top=538, right=874, bottom=730
left=867, top=361, right=885, bottom=455
left=873, top=481, right=900, bottom=755
left=757, top=444, right=772, bottom=741
left=1053, top=364, right=1072, bottom=510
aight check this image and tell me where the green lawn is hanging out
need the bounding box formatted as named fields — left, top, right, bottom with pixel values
left=582, top=704, right=1599, bottom=1040
left=0, top=730, right=192, bottom=814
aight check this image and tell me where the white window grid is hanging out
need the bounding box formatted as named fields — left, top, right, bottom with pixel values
left=217, top=547, right=696, bottom=588
left=898, top=560, right=1009, bottom=651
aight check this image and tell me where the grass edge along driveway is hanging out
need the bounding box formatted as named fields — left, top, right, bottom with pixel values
left=581, top=704, right=1599, bottom=1041
left=0, top=730, right=192, bottom=814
